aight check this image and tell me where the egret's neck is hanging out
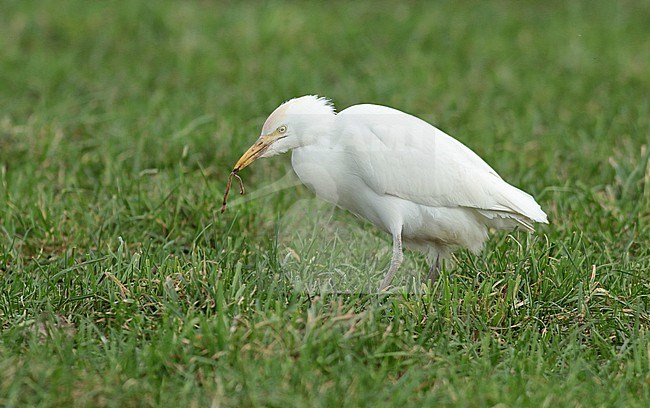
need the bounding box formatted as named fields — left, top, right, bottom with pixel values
left=293, top=114, right=336, bottom=149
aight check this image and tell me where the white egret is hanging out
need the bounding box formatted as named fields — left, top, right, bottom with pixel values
left=223, top=95, right=548, bottom=291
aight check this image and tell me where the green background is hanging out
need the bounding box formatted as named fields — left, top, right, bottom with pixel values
left=1, top=1, right=648, bottom=406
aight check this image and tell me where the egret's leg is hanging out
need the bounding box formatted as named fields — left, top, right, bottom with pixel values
left=379, top=233, right=403, bottom=292
left=425, top=254, right=440, bottom=285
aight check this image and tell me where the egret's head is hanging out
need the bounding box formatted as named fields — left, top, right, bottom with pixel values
left=233, top=95, right=335, bottom=172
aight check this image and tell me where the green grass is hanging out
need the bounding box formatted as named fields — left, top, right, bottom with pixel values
left=1, top=0, right=649, bottom=406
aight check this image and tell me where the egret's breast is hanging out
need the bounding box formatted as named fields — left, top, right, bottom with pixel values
left=291, top=146, right=388, bottom=228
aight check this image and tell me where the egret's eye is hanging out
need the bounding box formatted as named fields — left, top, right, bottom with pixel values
left=278, top=125, right=287, bottom=134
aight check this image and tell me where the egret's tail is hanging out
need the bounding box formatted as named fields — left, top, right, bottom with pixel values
left=479, top=183, right=548, bottom=231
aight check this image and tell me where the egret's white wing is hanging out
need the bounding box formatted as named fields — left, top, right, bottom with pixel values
left=337, top=104, right=548, bottom=227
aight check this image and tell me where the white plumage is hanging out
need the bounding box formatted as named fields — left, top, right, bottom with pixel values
left=231, top=95, right=548, bottom=291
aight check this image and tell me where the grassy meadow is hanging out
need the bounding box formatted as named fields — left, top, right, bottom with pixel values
left=1, top=0, right=649, bottom=406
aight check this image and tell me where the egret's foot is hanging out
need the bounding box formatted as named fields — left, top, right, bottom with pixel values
left=378, top=278, right=393, bottom=292
left=425, top=254, right=441, bottom=286
left=425, top=266, right=439, bottom=285
left=378, top=231, right=403, bottom=293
